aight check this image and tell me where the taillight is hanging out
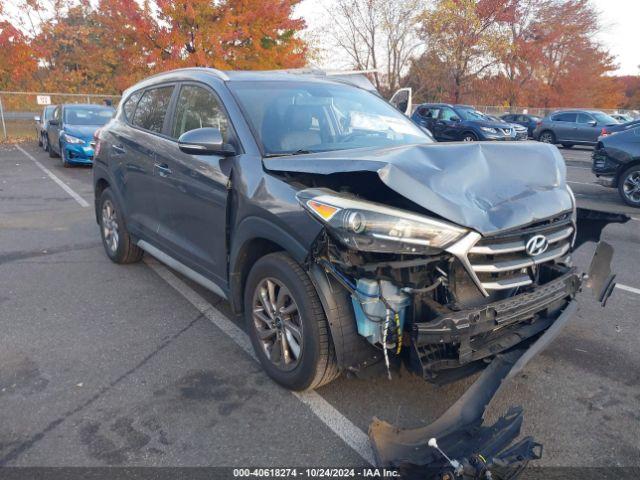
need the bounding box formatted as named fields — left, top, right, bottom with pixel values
left=600, top=128, right=608, bottom=136
left=93, top=128, right=102, bottom=156
left=536, top=121, right=542, bottom=127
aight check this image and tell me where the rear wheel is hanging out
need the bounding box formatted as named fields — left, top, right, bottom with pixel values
left=618, top=165, right=640, bottom=208
left=42, top=134, right=49, bottom=152
left=98, top=188, right=144, bottom=263
left=539, top=131, right=555, bottom=144
left=245, top=252, right=339, bottom=391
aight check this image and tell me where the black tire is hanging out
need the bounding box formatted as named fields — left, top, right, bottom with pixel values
left=48, top=140, right=59, bottom=158
left=42, top=134, right=49, bottom=152
left=618, top=165, right=640, bottom=208
left=462, top=132, right=478, bottom=142
left=561, top=143, right=573, bottom=149
left=245, top=252, right=339, bottom=391
left=61, top=145, right=71, bottom=168
left=98, top=188, right=144, bottom=263
left=539, top=130, right=555, bottom=144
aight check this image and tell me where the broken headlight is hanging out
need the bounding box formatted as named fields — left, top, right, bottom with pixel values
left=297, top=189, right=467, bottom=254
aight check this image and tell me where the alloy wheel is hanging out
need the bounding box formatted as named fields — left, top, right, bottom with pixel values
left=101, top=200, right=120, bottom=253
left=463, top=135, right=475, bottom=142
left=540, top=132, right=553, bottom=143
left=252, top=278, right=303, bottom=371
left=622, top=171, right=640, bottom=204
left=42, top=135, right=48, bottom=151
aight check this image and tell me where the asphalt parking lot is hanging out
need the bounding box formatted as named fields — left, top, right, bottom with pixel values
left=1, top=142, right=639, bottom=468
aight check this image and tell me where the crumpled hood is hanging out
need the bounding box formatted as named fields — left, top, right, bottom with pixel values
left=63, top=125, right=99, bottom=141
left=263, top=142, right=573, bottom=235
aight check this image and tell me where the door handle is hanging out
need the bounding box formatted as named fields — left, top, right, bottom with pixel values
left=112, top=144, right=126, bottom=154
left=154, top=162, right=172, bottom=177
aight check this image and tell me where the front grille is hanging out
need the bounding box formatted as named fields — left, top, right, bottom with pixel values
left=499, top=127, right=513, bottom=136
left=467, top=216, right=574, bottom=291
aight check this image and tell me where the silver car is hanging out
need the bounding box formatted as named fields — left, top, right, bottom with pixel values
left=532, top=109, right=619, bottom=148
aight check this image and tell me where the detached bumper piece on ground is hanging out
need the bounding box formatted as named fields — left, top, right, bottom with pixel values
left=368, top=237, right=620, bottom=480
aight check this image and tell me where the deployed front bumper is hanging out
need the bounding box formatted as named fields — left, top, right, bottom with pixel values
left=369, top=241, right=618, bottom=478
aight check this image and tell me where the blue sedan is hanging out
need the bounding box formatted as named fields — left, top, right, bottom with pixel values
left=46, top=104, right=114, bottom=167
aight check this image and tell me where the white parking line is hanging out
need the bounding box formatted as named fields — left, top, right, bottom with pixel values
left=567, top=180, right=596, bottom=186
left=617, top=283, right=640, bottom=296
left=15, top=144, right=90, bottom=208
left=144, top=258, right=376, bottom=466
left=567, top=165, right=591, bottom=170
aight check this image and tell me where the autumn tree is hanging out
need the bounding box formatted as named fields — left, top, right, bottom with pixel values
left=326, top=0, right=422, bottom=94
left=417, top=0, right=517, bottom=103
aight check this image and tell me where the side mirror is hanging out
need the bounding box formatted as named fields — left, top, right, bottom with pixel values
left=450, top=116, right=461, bottom=122
left=178, top=127, right=235, bottom=156
left=34, top=115, right=41, bottom=122
left=49, top=119, right=59, bottom=126
left=589, top=120, right=597, bottom=126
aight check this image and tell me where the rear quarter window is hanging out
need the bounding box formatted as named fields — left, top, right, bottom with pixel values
left=123, top=91, right=142, bottom=121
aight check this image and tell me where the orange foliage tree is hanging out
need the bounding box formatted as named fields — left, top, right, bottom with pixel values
left=1, top=0, right=307, bottom=94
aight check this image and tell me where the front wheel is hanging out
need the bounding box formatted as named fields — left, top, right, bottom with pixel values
left=618, top=166, right=640, bottom=208
left=245, top=252, right=339, bottom=391
left=462, top=132, right=478, bottom=142
left=60, top=144, right=70, bottom=168
left=98, top=188, right=144, bottom=263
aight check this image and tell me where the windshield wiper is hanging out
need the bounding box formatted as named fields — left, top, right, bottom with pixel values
left=264, top=149, right=314, bottom=158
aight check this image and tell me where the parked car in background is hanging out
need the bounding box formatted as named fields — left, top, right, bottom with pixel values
left=533, top=109, right=620, bottom=148
left=34, top=105, right=56, bottom=149
left=484, top=114, right=528, bottom=140
left=411, top=103, right=516, bottom=142
left=46, top=104, right=115, bottom=167
left=611, top=113, right=634, bottom=123
left=500, top=113, right=542, bottom=138
left=592, top=126, right=640, bottom=207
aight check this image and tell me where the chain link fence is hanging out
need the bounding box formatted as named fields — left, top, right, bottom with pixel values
left=0, top=91, right=121, bottom=142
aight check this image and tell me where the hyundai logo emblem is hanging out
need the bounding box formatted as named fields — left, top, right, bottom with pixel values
left=525, top=235, right=549, bottom=257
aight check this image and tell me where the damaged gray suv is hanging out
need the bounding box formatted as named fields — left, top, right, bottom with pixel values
left=94, top=68, right=626, bottom=475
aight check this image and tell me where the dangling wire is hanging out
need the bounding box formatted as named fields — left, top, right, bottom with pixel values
left=395, top=312, right=402, bottom=354
left=383, top=308, right=392, bottom=380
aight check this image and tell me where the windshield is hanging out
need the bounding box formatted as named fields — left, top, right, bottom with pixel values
left=229, top=81, right=432, bottom=155
left=592, top=112, right=618, bottom=125
left=64, top=106, right=114, bottom=125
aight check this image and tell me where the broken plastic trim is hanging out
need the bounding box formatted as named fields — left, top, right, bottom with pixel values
left=369, top=302, right=577, bottom=479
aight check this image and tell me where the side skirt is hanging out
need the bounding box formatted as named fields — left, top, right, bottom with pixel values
left=138, top=240, right=227, bottom=300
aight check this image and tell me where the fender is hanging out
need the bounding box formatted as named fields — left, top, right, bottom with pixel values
left=228, top=215, right=313, bottom=313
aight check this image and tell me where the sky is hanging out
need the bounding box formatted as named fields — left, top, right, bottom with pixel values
left=295, top=0, right=640, bottom=76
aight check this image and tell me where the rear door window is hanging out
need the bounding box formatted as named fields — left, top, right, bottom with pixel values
left=171, top=84, right=230, bottom=141
left=552, top=113, right=577, bottom=123
left=418, top=107, right=440, bottom=119
left=577, top=113, right=594, bottom=124
left=132, top=86, right=174, bottom=134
